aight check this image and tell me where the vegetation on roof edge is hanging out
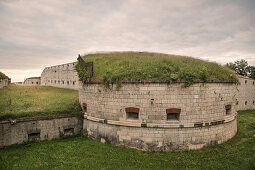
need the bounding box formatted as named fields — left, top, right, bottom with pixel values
left=75, top=52, right=238, bottom=88
left=0, top=72, right=8, bottom=80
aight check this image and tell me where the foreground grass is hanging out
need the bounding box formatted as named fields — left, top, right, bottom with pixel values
left=0, top=85, right=82, bottom=120
left=78, top=52, right=238, bottom=87
left=0, top=110, right=254, bottom=170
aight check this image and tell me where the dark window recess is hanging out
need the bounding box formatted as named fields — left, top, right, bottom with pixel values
left=73, top=81, right=76, bottom=85
left=194, top=123, right=203, bottom=127
left=211, top=120, right=225, bottom=126
left=127, top=112, right=139, bottom=120
left=82, top=103, right=87, bottom=112
left=236, top=101, right=239, bottom=105
left=125, top=107, right=139, bottom=120
left=166, top=108, right=181, bottom=121
left=151, top=99, right=154, bottom=104
left=28, top=132, right=40, bottom=141
left=32, top=82, right=34, bottom=84
left=67, top=81, right=69, bottom=85
left=167, top=113, right=179, bottom=121
left=55, top=80, right=56, bottom=83
left=253, top=101, right=255, bottom=105
left=36, top=82, right=38, bottom=84
left=245, top=80, right=247, bottom=84
left=225, top=104, right=231, bottom=115
left=245, top=101, right=247, bottom=105
left=253, top=81, right=255, bottom=85
left=64, top=128, right=74, bottom=135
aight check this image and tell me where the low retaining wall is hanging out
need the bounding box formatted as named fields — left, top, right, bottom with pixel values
left=0, top=116, right=83, bottom=148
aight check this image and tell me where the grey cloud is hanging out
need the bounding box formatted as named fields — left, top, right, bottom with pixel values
left=0, top=0, right=255, bottom=81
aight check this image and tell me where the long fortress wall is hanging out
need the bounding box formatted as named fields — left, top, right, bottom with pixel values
left=40, top=62, right=80, bottom=90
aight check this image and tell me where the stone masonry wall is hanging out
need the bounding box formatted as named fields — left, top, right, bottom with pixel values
left=0, top=116, right=83, bottom=148
left=80, top=82, right=237, bottom=151
left=236, top=77, right=255, bottom=110
left=24, top=77, right=41, bottom=86
left=0, top=79, right=8, bottom=88
left=41, top=62, right=80, bottom=90
left=84, top=118, right=236, bottom=151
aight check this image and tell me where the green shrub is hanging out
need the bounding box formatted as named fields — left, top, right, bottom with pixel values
left=199, top=66, right=209, bottom=82
left=0, top=72, right=8, bottom=80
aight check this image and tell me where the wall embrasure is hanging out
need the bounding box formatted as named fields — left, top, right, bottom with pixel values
left=79, top=82, right=237, bottom=151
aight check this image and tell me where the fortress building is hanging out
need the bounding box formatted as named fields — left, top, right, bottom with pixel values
left=40, top=62, right=80, bottom=90
left=24, top=77, right=41, bottom=86
left=37, top=52, right=255, bottom=151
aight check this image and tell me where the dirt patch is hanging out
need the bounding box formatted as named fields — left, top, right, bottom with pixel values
left=236, top=138, right=247, bottom=145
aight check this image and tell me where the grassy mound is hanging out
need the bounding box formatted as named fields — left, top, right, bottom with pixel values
left=0, top=72, right=8, bottom=80
left=1, top=110, right=254, bottom=169
left=0, top=86, right=82, bottom=121
left=76, top=52, right=238, bottom=87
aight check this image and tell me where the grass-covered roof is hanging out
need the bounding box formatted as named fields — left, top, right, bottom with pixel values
left=0, top=72, right=8, bottom=80
left=76, top=52, right=238, bottom=87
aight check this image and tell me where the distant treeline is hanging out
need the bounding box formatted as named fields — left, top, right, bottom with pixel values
left=227, top=59, right=255, bottom=79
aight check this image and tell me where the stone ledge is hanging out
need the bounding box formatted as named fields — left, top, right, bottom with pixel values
left=85, top=114, right=236, bottom=129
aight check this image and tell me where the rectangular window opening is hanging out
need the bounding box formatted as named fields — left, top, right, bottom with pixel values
left=167, top=113, right=179, bottom=121
left=226, top=109, right=231, bottom=115
left=126, top=112, right=139, bottom=120
left=28, top=132, right=40, bottom=141
left=64, top=128, right=74, bottom=135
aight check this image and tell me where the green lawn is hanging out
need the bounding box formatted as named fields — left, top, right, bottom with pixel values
left=0, top=86, right=82, bottom=120
left=1, top=110, right=254, bottom=170
left=76, top=52, right=238, bottom=87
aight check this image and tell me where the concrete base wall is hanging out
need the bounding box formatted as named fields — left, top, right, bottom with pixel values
left=0, top=116, right=83, bottom=148
left=83, top=117, right=237, bottom=151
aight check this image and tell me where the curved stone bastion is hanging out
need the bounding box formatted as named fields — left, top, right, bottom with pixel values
left=79, top=82, right=237, bottom=151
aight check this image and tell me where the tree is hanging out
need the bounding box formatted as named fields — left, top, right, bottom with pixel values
left=226, top=59, right=250, bottom=77
left=249, top=66, right=255, bottom=79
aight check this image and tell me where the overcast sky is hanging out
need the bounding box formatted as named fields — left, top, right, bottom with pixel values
left=0, top=0, right=255, bottom=82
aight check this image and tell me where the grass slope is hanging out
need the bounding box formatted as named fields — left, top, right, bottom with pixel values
left=0, top=86, right=82, bottom=120
left=1, top=110, right=254, bottom=169
left=78, top=52, right=237, bottom=87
